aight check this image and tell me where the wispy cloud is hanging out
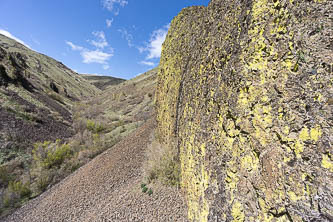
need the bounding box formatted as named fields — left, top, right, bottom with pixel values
left=118, top=28, right=133, bottom=47
left=102, top=0, right=128, bottom=15
left=66, top=31, right=113, bottom=66
left=82, top=50, right=112, bottom=64
left=106, top=18, right=113, bottom=28
left=138, top=24, right=169, bottom=66
left=88, top=31, right=108, bottom=49
left=0, top=29, right=31, bottom=49
left=66, top=41, right=84, bottom=51
left=139, top=61, right=155, bottom=66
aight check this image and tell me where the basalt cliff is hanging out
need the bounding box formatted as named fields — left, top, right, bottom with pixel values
left=156, top=0, right=333, bottom=221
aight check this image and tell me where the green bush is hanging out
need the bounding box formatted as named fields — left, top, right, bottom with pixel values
left=8, top=181, right=31, bottom=198
left=3, top=181, right=31, bottom=208
left=86, top=120, right=105, bottom=133
left=33, top=140, right=72, bottom=169
left=142, top=186, right=148, bottom=193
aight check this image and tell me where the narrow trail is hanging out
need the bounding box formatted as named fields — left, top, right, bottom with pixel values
left=4, top=119, right=188, bottom=222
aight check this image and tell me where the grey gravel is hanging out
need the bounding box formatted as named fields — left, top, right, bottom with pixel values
left=4, top=119, right=188, bottom=222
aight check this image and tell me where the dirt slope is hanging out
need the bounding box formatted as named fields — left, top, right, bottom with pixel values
left=4, top=119, right=188, bottom=222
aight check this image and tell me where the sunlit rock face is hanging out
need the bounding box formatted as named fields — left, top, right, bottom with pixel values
left=155, top=0, right=333, bottom=221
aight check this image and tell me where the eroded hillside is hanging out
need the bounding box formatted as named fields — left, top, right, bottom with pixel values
left=156, top=0, right=333, bottom=221
left=0, top=34, right=100, bottom=147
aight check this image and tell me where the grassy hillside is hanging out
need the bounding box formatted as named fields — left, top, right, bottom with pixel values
left=0, top=34, right=100, bottom=147
left=0, top=34, right=157, bottom=217
left=0, top=34, right=102, bottom=216
left=78, top=68, right=157, bottom=142
left=81, top=74, right=126, bottom=90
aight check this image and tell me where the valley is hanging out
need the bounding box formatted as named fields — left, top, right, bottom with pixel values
left=0, top=0, right=332, bottom=221
left=0, top=33, right=158, bottom=218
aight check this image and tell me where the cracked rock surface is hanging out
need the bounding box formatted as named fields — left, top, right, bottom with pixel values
left=156, top=0, right=333, bottom=221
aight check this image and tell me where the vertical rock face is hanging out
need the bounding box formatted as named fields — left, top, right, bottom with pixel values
left=156, top=0, right=333, bottom=221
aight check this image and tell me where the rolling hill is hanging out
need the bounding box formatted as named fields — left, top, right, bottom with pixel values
left=81, top=74, right=126, bottom=90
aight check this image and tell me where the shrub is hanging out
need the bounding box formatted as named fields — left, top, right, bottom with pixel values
left=120, top=126, right=126, bottom=133
left=86, top=120, right=105, bottom=133
left=33, top=140, right=72, bottom=169
left=147, top=188, right=153, bottom=196
left=144, top=140, right=181, bottom=187
left=8, top=181, right=31, bottom=198
left=142, top=186, right=148, bottom=193
left=3, top=181, right=31, bottom=208
left=114, top=119, right=125, bottom=128
left=36, top=172, right=51, bottom=192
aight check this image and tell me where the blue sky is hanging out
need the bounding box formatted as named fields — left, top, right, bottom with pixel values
left=0, top=0, right=209, bottom=79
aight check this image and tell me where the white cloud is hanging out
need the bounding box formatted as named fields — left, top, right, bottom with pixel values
left=102, top=0, right=128, bottom=14
left=118, top=28, right=133, bottom=47
left=66, top=32, right=113, bottom=66
left=0, top=29, right=31, bottom=49
left=139, top=24, right=169, bottom=60
left=139, top=61, right=155, bottom=66
left=106, top=19, right=113, bottom=28
left=82, top=50, right=113, bottom=64
left=88, top=31, right=108, bottom=49
left=66, top=41, right=84, bottom=51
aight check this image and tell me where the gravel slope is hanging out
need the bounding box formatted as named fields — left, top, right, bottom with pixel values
left=4, top=119, right=188, bottom=222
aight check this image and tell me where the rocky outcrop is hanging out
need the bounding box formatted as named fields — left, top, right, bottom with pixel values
left=156, top=0, right=333, bottom=221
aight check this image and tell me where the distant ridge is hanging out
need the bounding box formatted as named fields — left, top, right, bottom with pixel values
left=81, top=74, right=125, bottom=90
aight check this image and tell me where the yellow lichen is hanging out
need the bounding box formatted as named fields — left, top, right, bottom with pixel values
left=322, top=154, right=333, bottom=172
left=310, top=126, right=322, bottom=142
left=299, top=127, right=310, bottom=141
left=288, top=191, right=299, bottom=202
left=231, top=201, right=245, bottom=222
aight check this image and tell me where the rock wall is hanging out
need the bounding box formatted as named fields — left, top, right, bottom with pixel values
left=155, top=0, right=333, bottom=221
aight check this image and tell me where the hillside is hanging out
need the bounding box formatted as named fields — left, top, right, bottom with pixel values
left=0, top=34, right=100, bottom=148
left=1, top=66, right=159, bottom=219
left=156, top=0, right=332, bottom=221
left=81, top=74, right=126, bottom=90
left=0, top=34, right=102, bottom=216
left=4, top=119, right=188, bottom=222
left=0, top=33, right=157, bottom=217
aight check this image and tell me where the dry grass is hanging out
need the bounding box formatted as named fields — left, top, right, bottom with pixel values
left=144, top=138, right=180, bottom=187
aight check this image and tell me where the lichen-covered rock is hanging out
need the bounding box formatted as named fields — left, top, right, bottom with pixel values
left=156, top=0, right=333, bottom=221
